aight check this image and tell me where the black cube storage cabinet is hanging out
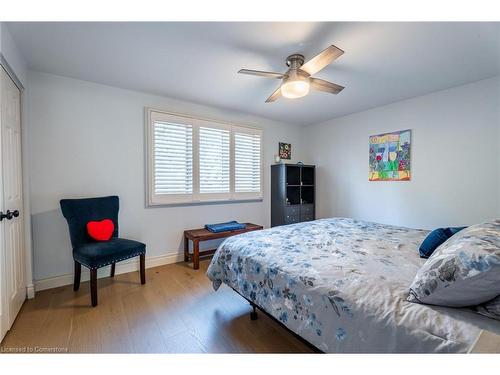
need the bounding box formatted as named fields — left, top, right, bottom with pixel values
left=271, top=164, right=315, bottom=227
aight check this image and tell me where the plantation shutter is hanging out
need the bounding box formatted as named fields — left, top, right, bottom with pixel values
left=234, top=128, right=262, bottom=197
left=199, top=125, right=230, bottom=195
left=153, top=120, right=193, bottom=196
left=147, top=109, right=263, bottom=205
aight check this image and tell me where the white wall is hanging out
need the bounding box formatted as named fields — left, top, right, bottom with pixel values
left=27, top=71, right=306, bottom=282
left=0, top=23, right=28, bottom=87
left=305, top=76, right=500, bottom=229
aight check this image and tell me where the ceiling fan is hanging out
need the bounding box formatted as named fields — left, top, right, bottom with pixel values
left=238, top=44, right=345, bottom=103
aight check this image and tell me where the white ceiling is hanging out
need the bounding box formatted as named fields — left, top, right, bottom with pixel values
left=7, top=22, right=500, bottom=125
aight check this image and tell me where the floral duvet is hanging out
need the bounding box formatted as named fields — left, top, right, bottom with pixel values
left=207, top=218, right=500, bottom=353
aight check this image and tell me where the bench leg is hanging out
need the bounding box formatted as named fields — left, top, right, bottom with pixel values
left=193, top=240, right=200, bottom=270
left=184, top=235, right=189, bottom=262
left=110, top=262, right=115, bottom=277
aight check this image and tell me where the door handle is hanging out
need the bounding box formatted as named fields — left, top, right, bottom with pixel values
left=0, top=210, right=19, bottom=221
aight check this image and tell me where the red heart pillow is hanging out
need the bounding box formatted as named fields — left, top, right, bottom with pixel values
left=87, top=219, right=114, bottom=241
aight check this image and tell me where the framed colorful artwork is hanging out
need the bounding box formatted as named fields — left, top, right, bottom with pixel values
left=279, top=142, right=291, bottom=160
left=369, top=129, right=411, bottom=181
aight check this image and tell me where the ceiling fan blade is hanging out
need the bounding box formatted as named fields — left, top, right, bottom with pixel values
left=300, top=45, right=344, bottom=75
left=310, top=78, right=344, bottom=94
left=265, top=86, right=282, bottom=103
left=238, top=69, right=286, bottom=79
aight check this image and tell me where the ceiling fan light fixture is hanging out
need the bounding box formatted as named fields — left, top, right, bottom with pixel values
left=238, top=45, right=344, bottom=102
left=281, top=77, right=310, bottom=99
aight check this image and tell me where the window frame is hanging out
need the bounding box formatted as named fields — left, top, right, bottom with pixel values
left=146, top=108, right=263, bottom=206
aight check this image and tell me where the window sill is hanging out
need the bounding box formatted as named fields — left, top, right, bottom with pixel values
left=146, top=197, right=263, bottom=208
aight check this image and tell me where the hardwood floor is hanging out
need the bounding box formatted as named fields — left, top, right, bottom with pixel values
left=0, top=260, right=312, bottom=353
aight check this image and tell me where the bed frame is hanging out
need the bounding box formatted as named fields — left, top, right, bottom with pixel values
left=231, top=287, right=323, bottom=353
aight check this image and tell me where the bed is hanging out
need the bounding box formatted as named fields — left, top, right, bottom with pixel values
left=206, top=217, right=500, bottom=353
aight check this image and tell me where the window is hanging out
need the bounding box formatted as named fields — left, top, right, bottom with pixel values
left=154, top=121, right=193, bottom=195
left=234, top=127, right=262, bottom=196
left=146, top=109, right=263, bottom=205
left=199, top=123, right=230, bottom=195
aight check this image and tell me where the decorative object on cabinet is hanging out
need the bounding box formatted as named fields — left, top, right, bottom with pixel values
left=279, top=142, right=292, bottom=159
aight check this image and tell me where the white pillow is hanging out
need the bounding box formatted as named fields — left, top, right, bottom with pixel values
left=408, top=220, right=500, bottom=307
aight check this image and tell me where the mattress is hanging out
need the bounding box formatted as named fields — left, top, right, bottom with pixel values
left=206, top=217, right=500, bottom=353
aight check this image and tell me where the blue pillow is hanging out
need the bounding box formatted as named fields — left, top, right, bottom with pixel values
left=419, top=227, right=467, bottom=258
left=448, top=227, right=467, bottom=236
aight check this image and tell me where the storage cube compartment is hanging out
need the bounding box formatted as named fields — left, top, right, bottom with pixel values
left=286, top=165, right=301, bottom=185
left=301, top=167, right=315, bottom=186
left=301, top=186, right=314, bottom=205
left=285, top=205, right=300, bottom=216
left=286, top=186, right=301, bottom=205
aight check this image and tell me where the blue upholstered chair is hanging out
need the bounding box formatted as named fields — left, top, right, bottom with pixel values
left=60, top=196, right=146, bottom=306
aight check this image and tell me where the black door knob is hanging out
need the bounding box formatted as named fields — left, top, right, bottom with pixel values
left=12, top=210, right=19, bottom=218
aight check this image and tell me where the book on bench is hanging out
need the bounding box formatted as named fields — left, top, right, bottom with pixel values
left=205, top=221, right=246, bottom=233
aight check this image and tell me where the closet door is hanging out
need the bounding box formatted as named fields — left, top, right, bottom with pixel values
left=0, top=66, right=26, bottom=341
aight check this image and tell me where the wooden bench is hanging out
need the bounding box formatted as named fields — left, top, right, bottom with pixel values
left=183, top=223, right=263, bottom=269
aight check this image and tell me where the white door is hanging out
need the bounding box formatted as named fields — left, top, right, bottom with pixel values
left=0, top=66, right=26, bottom=341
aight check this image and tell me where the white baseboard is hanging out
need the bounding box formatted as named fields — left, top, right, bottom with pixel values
left=26, top=284, right=35, bottom=299
left=34, top=252, right=184, bottom=292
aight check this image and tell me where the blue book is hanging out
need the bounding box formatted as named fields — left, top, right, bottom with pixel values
left=205, top=221, right=246, bottom=233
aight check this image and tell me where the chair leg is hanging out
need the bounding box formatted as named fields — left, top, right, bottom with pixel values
left=73, top=261, right=81, bottom=291
left=90, top=269, right=98, bottom=307
left=140, top=254, right=146, bottom=285
left=110, top=262, right=116, bottom=277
